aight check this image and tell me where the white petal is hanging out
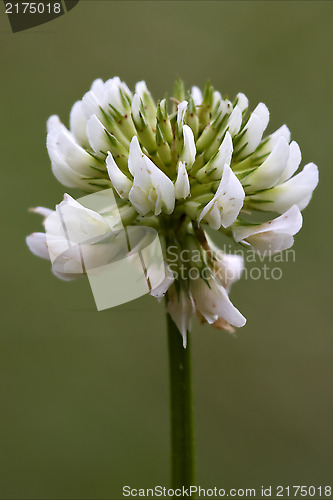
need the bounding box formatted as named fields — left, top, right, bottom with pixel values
left=56, top=130, right=95, bottom=176
left=86, top=115, right=110, bottom=155
left=232, top=205, right=303, bottom=253
left=246, top=232, right=295, bottom=254
left=52, top=269, right=79, bottom=281
left=180, top=125, right=196, bottom=170
left=51, top=244, right=85, bottom=275
left=28, top=195, right=120, bottom=273
left=191, top=86, right=203, bottom=106
left=45, top=234, right=73, bottom=264
left=233, top=205, right=302, bottom=240
left=242, top=136, right=290, bottom=191
left=177, top=100, right=188, bottom=131
left=128, top=186, right=152, bottom=216
left=128, top=135, right=145, bottom=176
left=128, top=139, right=152, bottom=213
left=48, top=114, right=97, bottom=178
left=175, top=161, right=190, bottom=199
left=196, top=132, right=233, bottom=181
left=260, top=124, right=291, bottom=156
left=81, top=89, right=104, bottom=121
left=248, top=163, right=319, bottom=213
left=150, top=265, right=174, bottom=300
left=227, top=106, right=242, bottom=136
left=119, top=79, right=133, bottom=99
left=269, top=124, right=291, bottom=146
left=212, top=91, right=223, bottom=110
left=236, top=114, right=265, bottom=158
left=211, top=132, right=234, bottom=180
left=135, top=81, right=149, bottom=98
left=253, top=102, right=270, bottom=130
left=297, top=193, right=313, bottom=212
left=204, top=234, right=245, bottom=291
left=167, top=286, right=195, bottom=347
left=70, top=101, right=88, bottom=147
left=128, top=137, right=175, bottom=215
left=144, top=155, right=175, bottom=214
left=214, top=252, right=244, bottom=290
left=54, top=194, right=111, bottom=245
left=90, top=78, right=106, bottom=102
left=47, top=116, right=88, bottom=189
left=26, top=233, right=51, bottom=260
left=50, top=159, right=85, bottom=189
left=218, top=132, right=233, bottom=166
left=105, top=78, right=126, bottom=114
left=47, top=115, right=67, bottom=157
left=43, top=206, right=67, bottom=238
left=236, top=92, right=248, bottom=112
left=131, top=94, right=142, bottom=124
left=214, top=165, right=245, bottom=226
left=219, top=99, right=233, bottom=116
left=278, top=141, right=302, bottom=183
left=191, top=278, right=246, bottom=328
left=30, top=206, right=54, bottom=219
left=106, top=152, right=132, bottom=199
left=199, top=202, right=221, bottom=230
left=236, top=103, right=270, bottom=158
left=199, top=164, right=245, bottom=229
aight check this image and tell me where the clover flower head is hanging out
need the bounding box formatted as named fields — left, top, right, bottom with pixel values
left=27, top=77, right=319, bottom=346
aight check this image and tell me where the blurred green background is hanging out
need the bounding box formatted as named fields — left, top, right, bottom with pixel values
left=1, top=1, right=332, bottom=499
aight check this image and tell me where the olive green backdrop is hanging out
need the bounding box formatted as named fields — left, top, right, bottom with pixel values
left=1, top=1, right=332, bottom=499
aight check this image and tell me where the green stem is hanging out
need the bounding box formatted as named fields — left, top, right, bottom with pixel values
left=166, top=311, right=195, bottom=495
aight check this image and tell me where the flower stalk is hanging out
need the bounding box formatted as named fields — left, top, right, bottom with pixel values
left=167, top=308, right=195, bottom=494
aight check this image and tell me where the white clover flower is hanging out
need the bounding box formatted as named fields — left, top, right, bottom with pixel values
left=27, top=77, right=319, bottom=345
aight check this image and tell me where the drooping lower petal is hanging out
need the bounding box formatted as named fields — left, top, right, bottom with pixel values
left=232, top=205, right=303, bottom=254
left=167, top=286, right=195, bottom=348
left=190, top=277, right=246, bottom=328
